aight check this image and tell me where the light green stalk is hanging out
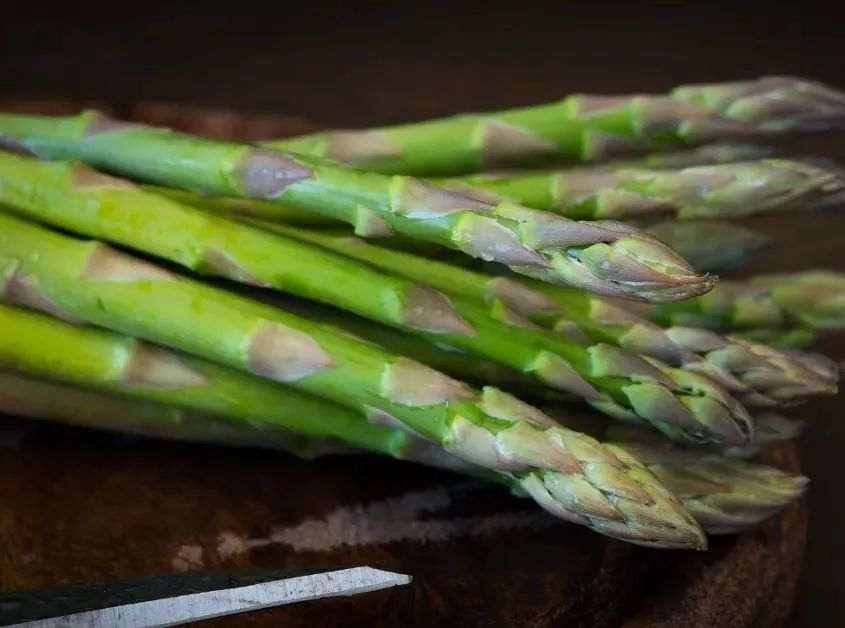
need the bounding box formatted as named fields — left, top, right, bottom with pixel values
left=269, top=297, right=538, bottom=391
left=0, top=163, right=751, bottom=446
left=264, top=77, right=845, bottom=175
left=644, top=271, right=845, bottom=332
left=0, top=114, right=713, bottom=302
left=0, top=308, right=409, bottom=456
left=0, top=212, right=548, bottom=454
left=268, top=225, right=836, bottom=409
left=435, top=159, right=843, bottom=220
left=0, top=305, right=706, bottom=549
left=0, top=370, right=341, bottom=456
left=147, top=185, right=344, bottom=227
left=1, top=370, right=804, bottom=537
left=644, top=221, right=770, bottom=273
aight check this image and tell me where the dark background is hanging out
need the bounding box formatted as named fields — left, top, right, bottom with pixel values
left=2, top=2, right=844, bottom=624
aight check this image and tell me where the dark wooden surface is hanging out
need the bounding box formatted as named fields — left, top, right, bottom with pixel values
left=1, top=4, right=843, bottom=624
left=0, top=420, right=806, bottom=628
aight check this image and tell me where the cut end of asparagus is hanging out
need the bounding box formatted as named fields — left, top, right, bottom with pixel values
left=672, top=76, right=845, bottom=132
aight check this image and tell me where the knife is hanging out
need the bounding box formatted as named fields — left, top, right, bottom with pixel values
left=0, top=566, right=411, bottom=627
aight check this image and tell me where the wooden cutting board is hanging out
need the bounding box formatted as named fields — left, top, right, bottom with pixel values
left=0, top=100, right=807, bottom=627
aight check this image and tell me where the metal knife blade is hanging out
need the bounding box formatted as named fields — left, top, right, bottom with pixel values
left=0, top=566, right=411, bottom=627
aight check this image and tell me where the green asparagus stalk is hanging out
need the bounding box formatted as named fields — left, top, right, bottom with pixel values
left=0, top=211, right=593, bottom=453
left=0, top=304, right=707, bottom=548
left=643, top=221, right=770, bottom=273
left=733, top=328, right=819, bottom=350
left=270, top=296, right=539, bottom=391
left=267, top=225, right=836, bottom=408
left=0, top=311, right=411, bottom=456
left=0, top=370, right=341, bottom=456
left=0, top=114, right=714, bottom=302
left=644, top=271, right=845, bottom=332
left=434, top=159, right=843, bottom=220
left=264, top=77, right=845, bottom=175
left=0, top=166, right=751, bottom=445
left=2, top=370, right=803, bottom=537
left=606, top=143, right=775, bottom=169
left=146, top=145, right=780, bottom=229
left=148, top=185, right=344, bottom=227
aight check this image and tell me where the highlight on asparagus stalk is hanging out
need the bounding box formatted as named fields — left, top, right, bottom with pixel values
left=0, top=305, right=707, bottom=549
left=0, top=370, right=804, bottom=537
left=0, top=115, right=714, bottom=302
left=645, top=271, right=845, bottom=333
left=267, top=224, right=836, bottom=409
left=0, top=165, right=749, bottom=445
left=264, top=76, right=845, bottom=175
left=435, top=159, right=844, bottom=220
left=644, top=221, right=770, bottom=273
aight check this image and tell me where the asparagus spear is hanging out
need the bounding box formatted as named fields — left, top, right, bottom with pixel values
left=606, top=441, right=808, bottom=535
left=0, top=168, right=751, bottom=445
left=600, top=411, right=804, bottom=460
left=644, top=221, right=770, bottom=273
left=645, top=271, right=845, bottom=332
left=0, top=115, right=713, bottom=302
left=264, top=76, right=845, bottom=175
left=0, top=211, right=581, bottom=454
left=435, top=159, right=843, bottom=220
left=1, top=370, right=803, bottom=537
left=148, top=185, right=343, bottom=227
left=0, top=370, right=340, bottom=456
left=606, top=143, right=775, bottom=169
left=271, top=297, right=539, bottom=391
left=0, top=305, right=706, bottom=548
left=267, top=225, right=835, bottom=408
left=528, top=279, right=839, bottom=406
left=147, top=145, right=779, bottom=225
left=734, top=328, right=819, bottom=350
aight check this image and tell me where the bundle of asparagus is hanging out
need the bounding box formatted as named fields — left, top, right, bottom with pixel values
left=0, top=75, right=842, bottom=550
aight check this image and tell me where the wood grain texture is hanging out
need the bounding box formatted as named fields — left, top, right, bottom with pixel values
left=0, top=100, right=808, bottom=628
